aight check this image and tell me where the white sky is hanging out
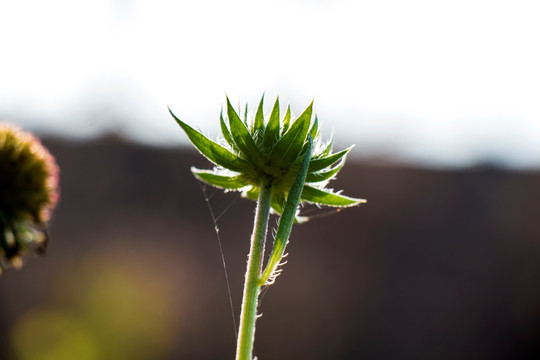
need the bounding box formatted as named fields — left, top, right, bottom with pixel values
left=1, top=0, right=539, bottom=168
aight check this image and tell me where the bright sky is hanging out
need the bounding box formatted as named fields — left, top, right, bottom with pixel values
left=1, top=0, right=539, bottom=168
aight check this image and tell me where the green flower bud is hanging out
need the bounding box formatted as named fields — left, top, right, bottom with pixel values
left=0, top=123, right=59, bottom=273
left=170, top=96, right=365, bottom=221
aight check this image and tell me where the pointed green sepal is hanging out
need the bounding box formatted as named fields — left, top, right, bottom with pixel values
left=169, top=108, right=248, bottom=172
left=301, top=185, right=366, bottom=207
left=192, top=168, right=250, bottom=189
left=243, top=103, right=249, bottom=125
left=226, top=97, right=263, bottom=164
left=254, top=95, right=265, bottom=134
left=305, top=159, right=344, bottom=183
left=319, top=132, right=334, bottom=157
left=220, top=110, right=238, bottom=151
left=269, top=101, right=313, bottom=168
left=263, top=97, right=280, bottom=149
left=308, top=146, right=353, bottom=172
left=309, top=115, right=319, bottom=142
left=281, top=105, right=292, bottom=134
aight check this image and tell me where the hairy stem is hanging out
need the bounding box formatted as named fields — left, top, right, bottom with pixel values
left=260, top=136, right=312, bottom=286
left=235, top=177, right=273, bottom=360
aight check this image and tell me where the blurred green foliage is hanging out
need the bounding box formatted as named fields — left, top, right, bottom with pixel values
left=10, top=258, right=178, bottom=360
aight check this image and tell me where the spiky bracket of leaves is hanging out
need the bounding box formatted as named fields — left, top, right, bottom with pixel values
left=169, top=96, right=365, bottom=222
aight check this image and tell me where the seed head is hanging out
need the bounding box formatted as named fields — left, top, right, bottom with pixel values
left=0, top=123, right=59, bottom=272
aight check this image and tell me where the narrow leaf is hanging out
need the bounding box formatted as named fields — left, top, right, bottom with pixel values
left=263, top=97, right=280, bottom=149
left=254, top=95, right=265, bottom=134
left=301, top=185, right=366, bottom=207
left=309, top=115, right=319, bottom=142
left=281, top=105, right=292, bottom=134
left=226, top=97, right=263, bottom=164
left=169, top=108, right=247, bottom=172
left=269, top=101, right=313, bottom=168
left=320, top=132, right=334, bottom=157
left=220, top=110, right=237, bottom=150
left=260, top=137, right=313, bottom=285
left=192, top=168, right=250, bottom=189
left=308, top=146, right=353, bottom=172
left=305, top=159, right=344, bottom=183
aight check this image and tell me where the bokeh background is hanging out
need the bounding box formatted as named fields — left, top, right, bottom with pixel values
left=1, top=0, right=539, bottom=359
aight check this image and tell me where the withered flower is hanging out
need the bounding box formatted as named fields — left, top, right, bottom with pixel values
left=0, top=123, right=59, bottom=273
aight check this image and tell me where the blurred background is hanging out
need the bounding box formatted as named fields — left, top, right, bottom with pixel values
left=1, top=0, right=539, bottom=359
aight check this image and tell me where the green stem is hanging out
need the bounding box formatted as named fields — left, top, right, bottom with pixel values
left=235, top=177, right=273, bottom=360
left=259, top=136, right=312, bottom=286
